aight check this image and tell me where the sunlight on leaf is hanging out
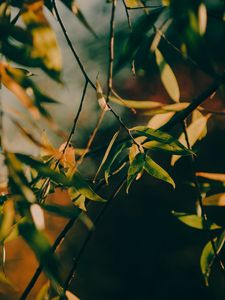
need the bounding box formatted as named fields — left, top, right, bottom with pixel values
left=203, top=193, right=225, bottom=206
left=172, top=211, right=220, bottom=230
left=155, top=48, right=180, bottom=102
left=171, top=114, right=209, bottom=166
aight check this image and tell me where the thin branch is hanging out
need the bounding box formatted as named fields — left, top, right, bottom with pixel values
left=62, top=80, right=88, bottom=152
left=106, top=0, right=117, bottom=103
left=122, top=0, right=132, bottom=32
left=11, top=9, right=22, bottom=25
left=161, top=73, right=225, bottom=131
left=126, top=5, right=164, bottom=10
left=63, top=175, right=126, bottom=292
left=52, top=0, right=96, bottom=90
left=19, top=218, right=76, bottom=300
left=181, top=120, right=225, bottom=279
left=86, top=75, right=225, bottom=158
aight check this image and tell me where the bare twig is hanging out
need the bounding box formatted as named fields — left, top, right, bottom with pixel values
left=122, top=0, right=132, bottom=31
left=52, top=0, right=96, bottom=89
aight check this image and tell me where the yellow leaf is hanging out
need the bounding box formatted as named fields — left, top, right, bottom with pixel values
left=22, top=0, right=62, bottom=75
left=198, top=3, right=207, bottom=36
left=125, top=0, right=143, bottom=8
left=96, top=80, right=110, bottom=111
left=66, top=290, right=80, bottom=300
left=147, top=112, right=175, bottom=129
left=74, top=194, right=86, bottom=212
left=196, top=172, right=225, bottom=182
left=0, top=63, right=40, bottom=119
left=171, top=115, right=209, bottom=166
left=155, top=48, right=180, bottom=102
left=109, top=95, right=162, bottom=110
left=203, top=193, right=225, bottom=206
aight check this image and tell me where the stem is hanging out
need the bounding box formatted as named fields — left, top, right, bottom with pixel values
left=63, top=176, right=126, bottom=292
left=181, top=121, right=225, bottom=278
left=19, top=218, right=76, bottom=300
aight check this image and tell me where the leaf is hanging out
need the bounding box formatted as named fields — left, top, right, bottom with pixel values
left=127, top=153, right=145, bottom=193
left=73, top=194, right=87, bottom=212
left=0, top=272, right=15, bottom=293
left=109, top=95, right=162, bottom=110
left=125, top=0, right=143, bottom=8
left=30, top=204, right=45, bottom=230
left=115, top=8, right=164, bottom=71
left=22, top=0, right=62, bottom=79
left=144, top=155, right=175, bottom=188
left=200, top=240, right=214, bottom=286
left=72, top=173, right=106, bottom=203
left=105, top=142, right=128, bottom=184
left=131, top=126, right=193, bottom=155
left=61, top=0, right=97, bottom=37
left=0, top=200, right=15, bottom=241
left=0, top=63, right=40, bottom=119
left=198, top=3, right=207, bottom=36
left=155, top=48, right=180, bottom=102
left=94, top=130, right=120, bottom=181
left=196, top=172, right=225, bottom=183
left=36, top=281, right=50, bottom=300
left=147, top=112, right=175, bottom=129
left=172, top=211, right=221, bottom=230
left=200, top=230, right=225, bottom=286
left=96, top=80, right=110, bottom=111
left=19, top=221, right=61, bottom=284
left=65, top=290, right=80, bottom=300
left=171, top=115, right=209, bottom=166
left=42, top=203, right=79, bottom=219
left=203, top=193, right=225, bottom=206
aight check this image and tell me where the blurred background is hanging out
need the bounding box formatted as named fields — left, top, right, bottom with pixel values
left=1, top=0, right=225, bottom=299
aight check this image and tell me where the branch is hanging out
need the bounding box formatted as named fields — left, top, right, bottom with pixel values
left=181, top=120, right=225, bottom=279
left=161, top=73, right=225, bottom=131
left=62, top=176, right=126, bottom=292
left=19, top=218, right=76, bottom=300
left=52, top=0, right=96, bottom=89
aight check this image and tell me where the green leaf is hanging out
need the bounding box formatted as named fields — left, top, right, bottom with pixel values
left=115, top=7, right=164, bottom=71
left=172, top=211, right=221, bottom=230
left=72, top=173, right=106, bottom=203
left=105, top=142, right=129, bottom=184
left=61, top=0, right=97, bottom=37
left=22, top=1, right=62, bottom=80
left=132, top=126, right=193, bottom=155
left=127, top=153, right=145, bottom=193
left=94, top=130, right=120, bottom=181
left=144, top=155, right=175, bottom=188
left=200, top=240, right=214, bottom=286
left=19, top=221, right=62, bottom=285
left=200, top=230, right=225, bottom=285
left=155, top=48, right=180, bottom=102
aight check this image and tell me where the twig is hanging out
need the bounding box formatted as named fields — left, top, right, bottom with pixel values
left=52, top=0, right=96, bottom=90
left=181, top=120, right=225, bottom=278
left=122, top=0, right=132, bottom=31
left=63, top=176, right=126, bottom=292
left=19, top=218, right=76, bottom=300
left=62, top=80, right=88, bottom=152
left=106, top=0, right=117, bottom=103
left=126, top=5, right=164, bottom=10
left=161, top=73, right=225, bottom=131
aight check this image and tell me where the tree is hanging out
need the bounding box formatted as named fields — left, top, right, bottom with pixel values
left=0, top=0, right=225, bottom=299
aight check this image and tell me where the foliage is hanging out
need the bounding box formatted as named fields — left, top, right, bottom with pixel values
left=0, top=0, right=224, bottom=298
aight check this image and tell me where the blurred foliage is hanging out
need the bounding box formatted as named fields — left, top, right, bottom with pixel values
left=0, top=0, right=224, bottom=299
